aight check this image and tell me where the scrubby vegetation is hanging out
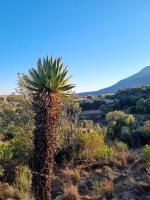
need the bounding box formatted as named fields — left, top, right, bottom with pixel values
left=0, top=70, right=150, bottom=199
left=143, top=145, right=150, bottom=160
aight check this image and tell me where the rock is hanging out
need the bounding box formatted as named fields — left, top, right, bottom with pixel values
left=95, top=169, right=102, bottom=175
left=102, top=166, right=113, bottom=173
left=95, top=166, right=119, bottom=180
left=84, top=162, right=112, bottom=171
left=78, top=181, right=89, bottom=195
left=114, top=174, right=128, bottom=184
left=81, top=195, right=93, bottom=200
left=6, top=199, right=14, bottom=200
left=81, top=170, right=89, bottom=177
left=131, top=159, right=150, bottom=183
left=105, top=170, right=120, bottom=181
left=51, top=179, right=64, bottom=199
left=54, top=195, right=64, bottom=200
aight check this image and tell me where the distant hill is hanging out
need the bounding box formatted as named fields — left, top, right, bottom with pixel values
left=79, top=66, right=150, bottom=96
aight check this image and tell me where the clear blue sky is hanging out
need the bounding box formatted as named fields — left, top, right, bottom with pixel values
left=1, top=0, right=150, bottom=94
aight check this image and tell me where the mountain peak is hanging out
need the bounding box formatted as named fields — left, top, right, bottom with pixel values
left=140, top=66, right=150, bottom=72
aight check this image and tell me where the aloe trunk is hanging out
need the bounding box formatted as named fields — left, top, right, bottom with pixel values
left=32, top=92, right=61, bottom=200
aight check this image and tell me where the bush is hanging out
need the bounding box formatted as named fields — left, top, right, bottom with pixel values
left=14, top=165, right=32, bottom=197
left=79, top=120, right=103, bottom=133
left=12, top=133, right=32, bottom=165
left=113, top=141, right=132, bottom=167
left=106, top=111, right=135, bottom=140
left=78, top=131, right=104, bottom=161
left=78, top=131, right=114, bottom=162
left=80, top=99, right=106, bottom=111
left=0, top=142, right=13, bottom=161
left=95, top=145, right=114, bottom=161
left=143, top=145, right=150, bottom=160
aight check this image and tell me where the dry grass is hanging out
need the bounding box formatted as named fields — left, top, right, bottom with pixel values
left=113, top=142, right=131, bottom=167
left=61, top=167, right=81, bottom=183
left=0, top=182, right=35, bottom=200
left=20, top=193, right=35, bottom=200
left=113, top=151, right=129, bottom=167
left=91, top=178, right=114, bottom=198
left=13, top=165, right=32, bottom=199
left=0, top=183, right=15, bottom=199
left=64, top=184, right=80, bottom=200
left=103, top=178, right=114, bottom=198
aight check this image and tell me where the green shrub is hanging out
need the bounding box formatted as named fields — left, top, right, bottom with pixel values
left=80, top=99, right=106, bottom=111
left=78, top=131, right=114, bottom=161
left=143, top=145, right=150, bottom=160
left=78, top=131, right=104, bottom=161
left=0, top=142, right=13, bottom=161
left=96, top=145, right=114, bottom=161
left=12, top=133, right=32, bottom=165
left=14, top=165, right=32, bottom=196
left=106, top=111, right=135, bottom=140
left=79, top=120, right=103, bottom=133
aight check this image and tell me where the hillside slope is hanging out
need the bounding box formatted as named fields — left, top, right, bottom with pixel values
left=80, top=66, right=150, bottom=96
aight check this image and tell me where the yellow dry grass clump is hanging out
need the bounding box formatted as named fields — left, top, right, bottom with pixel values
left=61, top=167, right=81, bottom=183
left=64, top=184, right=80, bottom=200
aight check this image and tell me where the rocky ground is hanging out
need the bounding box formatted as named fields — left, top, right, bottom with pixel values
left=0, top=150, right=149, bottom=200
left=52, top=150, right=150, bottom=200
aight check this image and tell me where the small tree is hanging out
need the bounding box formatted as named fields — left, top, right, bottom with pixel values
left=106, top=111, right=135, bottom=140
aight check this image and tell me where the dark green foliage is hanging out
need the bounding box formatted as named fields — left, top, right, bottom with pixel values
left=136, top=98, right=150, bottom=113
left=0, top=97, right=4, bottom=102
left=113, top=86, right=150, bottom=114
left=0, top=96, right=34, bottom=135
left=12, top=131, right=33, bottom=165
left=87, top=96, right=93, bottom=99
left=80, top=99, right=106, bottom=111
left=0, top=94, right=34, bottom=166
